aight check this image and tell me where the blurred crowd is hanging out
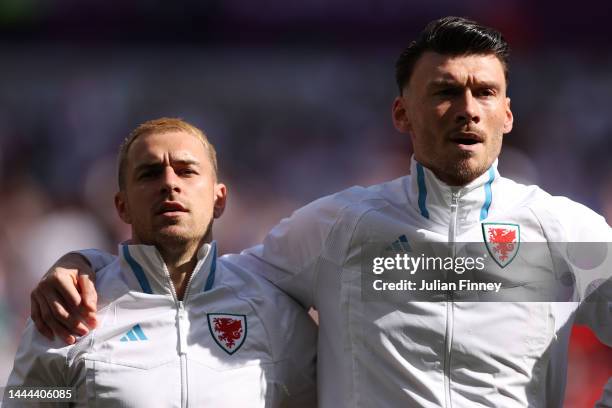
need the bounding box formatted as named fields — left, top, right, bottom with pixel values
left=0, top=1, right=611, bottom=406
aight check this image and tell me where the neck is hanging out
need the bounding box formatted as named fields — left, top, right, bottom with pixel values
left=158, top=231, right=211, bottom=300
left=413, top=156, right=490, bottom=187
left=409, top=158, right=498, bottom=226
left=159, top=244, right=199, bottom=300
left=131, top=228, right=213, bottom=300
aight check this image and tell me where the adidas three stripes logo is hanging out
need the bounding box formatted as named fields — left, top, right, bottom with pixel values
left=120, top=324, right=148, bottom=342
left=387, top=234, right=412, bottom=253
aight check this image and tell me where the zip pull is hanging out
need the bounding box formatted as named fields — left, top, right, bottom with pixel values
left=450, top=191, right=460, bottom=208
left=177, top=301, right=188, bottom=355
left=449, top=190, right=461, bottom=256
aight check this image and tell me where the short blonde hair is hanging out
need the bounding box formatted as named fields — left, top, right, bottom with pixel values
left=117, top=117, right=218, bottom=190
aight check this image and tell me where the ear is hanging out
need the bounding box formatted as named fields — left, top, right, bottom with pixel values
left=115, top=191, right=132, bottom=224
left=503, top=97, right=514, bottom=134
left=213, top=183, right=227, bottom=219
left=392, top=96, right=412, bottom=134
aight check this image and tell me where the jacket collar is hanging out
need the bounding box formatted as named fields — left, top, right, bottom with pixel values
left=408, top=156, right=498, bottom=226
left=118, top=240, right=217, bottom=298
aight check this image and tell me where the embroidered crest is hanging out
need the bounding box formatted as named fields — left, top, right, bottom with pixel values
left=481, top=223, right=520, bottom=268
left=207, top=313, right=247, bottom=354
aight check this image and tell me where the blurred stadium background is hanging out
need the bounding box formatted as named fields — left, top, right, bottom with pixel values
left=0, top=0, right=611, bottom=405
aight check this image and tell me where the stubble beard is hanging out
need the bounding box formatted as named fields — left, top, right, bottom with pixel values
left=440, top=154, right=489, bottom=186
left=154, top=218, right=212, bottom=254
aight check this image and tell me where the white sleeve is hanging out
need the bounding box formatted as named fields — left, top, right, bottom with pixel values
left=558, top=202, right=612, bottom=346
left=71, top=249, right=117, bottom=273
left=3, top=321, right=72, bottom=408
left=265, top=288, right=318, bottom=407
left=535, top=197, right=612, bottom=344
left=238, top=193, right=351, bottom=308
left=532, top=197, right=612, bottom=406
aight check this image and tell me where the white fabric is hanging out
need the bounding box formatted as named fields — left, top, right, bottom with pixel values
left=5, top=242, right=317, bottom=407
left=234, top=157, right=611, bottom=407
left=20, top=156, right=611, bottom=407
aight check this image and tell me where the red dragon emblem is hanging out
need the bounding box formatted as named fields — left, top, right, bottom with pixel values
left=482, top=223, right=520, bottom=268
left=207, top=314, right=247, bottom=354
left=488, top=228, right=516, bottom=261
left=213, top=318, right=242, bottom=348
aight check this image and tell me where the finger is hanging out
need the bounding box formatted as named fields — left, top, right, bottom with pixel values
left=77, top=273, right=98, bottom=327
left=30, top=291, right=54, bottom=340
left=48, top=290, right=90, bottom=336
left=77, top=275, right=98, bottom=328
left=79, top=307, right=98, bottom=329
left=46, top=269, right=82, bottom=311
left=35, top=290, right=75, bottom=345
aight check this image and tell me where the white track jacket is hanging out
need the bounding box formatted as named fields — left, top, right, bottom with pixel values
left=233, top=158, right=611, bottom=407
left=5, top=242, right=317, bottom=407
left=24, top=157, right=611, bottom=407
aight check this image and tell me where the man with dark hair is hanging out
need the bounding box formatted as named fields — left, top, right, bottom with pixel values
left=28, top=17, right=611, bottom=407
left=395, top=16, right=510, bottom=93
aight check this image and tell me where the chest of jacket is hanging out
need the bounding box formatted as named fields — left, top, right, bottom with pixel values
left=316, top=202, right=562, bottom=406
left=72, top=290, right=274, bottom=407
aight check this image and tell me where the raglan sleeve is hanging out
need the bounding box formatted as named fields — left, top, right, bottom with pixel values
left=3, top=320, right=73, bottom=408
left=536, top=197, right=612, bottom=341
left=540, top=198, right=612, bottom=407
left=237, top=193, right=350, bottom=309
left=567, top=205, right=612, bottom=408
left=265, top=284, right=318, bottom=407
left=72, top=249, right=117, bottom=273
left=556, top=200, right=612, bottom=345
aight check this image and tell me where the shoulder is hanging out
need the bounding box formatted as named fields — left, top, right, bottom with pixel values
left=216, top=255, right=308, bottom=312
left=531, top=195, right=610, bottom=241
left=266, top=177, right=410, bottom=263
left=296, top=176, right=411, bottom=225
left=497, top=177, right=611, bottom=241
left=94, top=259, right=132, bottom=308
left=330, top=175, right=409, bottom=207
left=493, top=176, right=550, bottom=208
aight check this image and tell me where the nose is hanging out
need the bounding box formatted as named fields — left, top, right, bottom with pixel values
left=454, top=90, right=480, bottom=125
left=160, top=166, right=181, bottom=195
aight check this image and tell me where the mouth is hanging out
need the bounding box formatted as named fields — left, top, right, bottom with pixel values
left=155, top=201, right=188, bottom=215
left=449, top=132, right=484, bottom=147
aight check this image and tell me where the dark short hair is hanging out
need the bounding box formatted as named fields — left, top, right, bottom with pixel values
left=395, top=16, right=510, bottom=94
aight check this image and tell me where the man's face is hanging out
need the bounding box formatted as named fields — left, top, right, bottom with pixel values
left=115, top=131, right=226, bottom=248
left=392, top=52, right=513, bottom=186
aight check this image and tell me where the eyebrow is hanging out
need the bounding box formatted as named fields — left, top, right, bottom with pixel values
left=429, top=78, right=458, bottom=86
left=134, top=159, right=201, bottom=173
left=428, top=79, right=501, bottom=89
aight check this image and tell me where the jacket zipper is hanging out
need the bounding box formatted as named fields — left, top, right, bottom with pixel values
left=449, top=191, right=460, bottom=256
left=178, top=300, right=188, bottom=408
left=444, top=190, right=460, bottom=408
left=163, top=254, right=207, bottom=408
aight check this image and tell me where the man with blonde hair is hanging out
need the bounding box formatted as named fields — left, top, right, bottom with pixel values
left=5, top=118, right=316, bottom=407
left=26, top=16, right=612, bottom=408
